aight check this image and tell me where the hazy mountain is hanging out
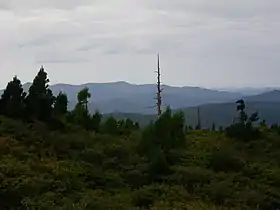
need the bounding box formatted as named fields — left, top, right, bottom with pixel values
left=219, top=87, right=279, bottom=96
left=244, top=90, right=280, bottom=102
left=61, top=82, right=244, bottom=114
left=108, top=90, right=280, bottom=127
left=109, top=101, right=280, bottom=128
left=1, top=81, right=244, bottom=114
left=1, top=81, right=280, bottom=126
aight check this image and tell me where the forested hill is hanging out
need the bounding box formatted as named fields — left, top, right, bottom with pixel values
left=108, top=101, right=280, bottom=128
left=1, top=67, right=280, bottom=209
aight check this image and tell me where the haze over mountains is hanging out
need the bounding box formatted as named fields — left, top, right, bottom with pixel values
left=6, top=81, right=245, bottom=114
left=1, top=81, right=280, bottom=127
left=1, top=81, right=279, bottom=115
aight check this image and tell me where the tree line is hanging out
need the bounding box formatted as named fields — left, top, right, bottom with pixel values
left=0, top=66, right=139, bottom=134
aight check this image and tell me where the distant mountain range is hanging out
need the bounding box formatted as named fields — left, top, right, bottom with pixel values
left=106, top=90, right=280, bottom=127
left=1, top=81, right=280, bottom=127
left=7, top=81, right=246, bottom=114
left=216, top=87, right=278, bottom=96
left=109, top=101, right=280, bottom=128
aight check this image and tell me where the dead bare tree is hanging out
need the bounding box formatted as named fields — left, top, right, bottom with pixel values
left=155, top=53, right=163, bottom=117
left=196, top=106, right=201, bottom=129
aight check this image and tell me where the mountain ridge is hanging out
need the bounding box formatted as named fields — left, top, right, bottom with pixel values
left=1, top=81, right=244, bottom=114
left=2, top=81, right=280, bottom=115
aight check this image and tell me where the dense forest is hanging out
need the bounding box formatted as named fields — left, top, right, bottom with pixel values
left=1, top=66, right=280, bottom=209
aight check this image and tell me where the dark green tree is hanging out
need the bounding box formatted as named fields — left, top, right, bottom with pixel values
left=226, top=99, right=260, bottom=141
left=77, top=87, right=91, bottom=113
left=0, top=76, right=26, bottom=118
left=134, top=122, right=140, bottom=129
left=53, top=92, right=68, bottom=116
left=236, top=99, right=248, bottom=124
left=90, top=111, right=102, bottom=132
left=236, top=99, right=259, bottom=126
left=212, top=123, right=216, bottom=131
left=118, top=118, right=137, bottom=135
left=26, top=66, right=55, bottom=121
left=102, top=116, right=119, bottom=135
left=139, top=107, right=185, bottom=178
left=70, top=88, right=93, bottom=130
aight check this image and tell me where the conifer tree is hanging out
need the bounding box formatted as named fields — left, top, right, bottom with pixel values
left=26, top=66, right=55, bottom=121
left=77, top=87, right=91, bottom=113
left=53, top=92, right=68, bottom=116
left=236, top=99, right=247, bottom=124
left=0, top=76, right=26, bottom=118
left=236, top=99, right=259, bottom=126
left=134, top=122, right=140, bottom=129
left=212, top=123, right=216, bottom=131
left=102, top=116, right=119, bottom=135
left=91, top=111, right=102, bottom=132
left=71, top=87, right=92, bottom=129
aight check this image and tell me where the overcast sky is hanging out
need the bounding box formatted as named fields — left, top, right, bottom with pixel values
left=0, top=0, right=279, bottom=88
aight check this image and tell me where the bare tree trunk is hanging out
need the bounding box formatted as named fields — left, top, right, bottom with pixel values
left=155, top=54, right=162, bottom=117
left=196, top=107, right=201, bottom=129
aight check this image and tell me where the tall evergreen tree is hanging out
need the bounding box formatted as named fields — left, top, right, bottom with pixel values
left=212, top=123, right=216, bottom=131
left=54, top=92, right=68, bottom=116
left=77, top=87, right=91, bottom=113
left=91, top=111, right=102, bottom=132
left=236, top=99, right=259, bottom=126
left=0, top=76, right=26, bottom=118
left=26, top=66, right=55, bottom=121
left=71, top=87, right=92, bottom=129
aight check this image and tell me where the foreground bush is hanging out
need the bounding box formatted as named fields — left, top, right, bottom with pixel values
left=0, top=117, right=280, bottom=209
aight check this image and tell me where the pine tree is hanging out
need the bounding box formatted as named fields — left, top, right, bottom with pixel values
left=236, top=99, right=259, bottom=126
left=102, top=116, right=119, bottom=135
left=212, top=123, right=216, bottom=131
left=54, top=92, right=68, bottom=116
left=226, top=99, right=260, bottom=141
left=0, top=76, right=26, bottom=118
left=236, top=99, right=247, bottom=125
left=26, top=66, right=55, bottom=121
left=71, top=87, right=92, bottom=129
left=77, top=87, right=91, bottom=113
left=91, top=111, right=102, bottom=132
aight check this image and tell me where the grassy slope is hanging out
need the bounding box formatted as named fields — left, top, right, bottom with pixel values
left=1, top=117, right=280, bottom=209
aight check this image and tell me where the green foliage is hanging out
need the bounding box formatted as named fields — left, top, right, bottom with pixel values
left=226, top=99, right=261, bottom=141
left=212, top=123, right=216, bottom=131
left=54, top=92, right=68, bottom=116
left=1, top=68, right=280, bottom=210
left=90, top=111, right=102, bottom=132
left=140, top=107, right=185, bottom=155
left=102, top=116, right=119, bottom=134
left=77, top=87, right=91, bottom=112
left=0, top=76, right=26, bottom=119
left=139, top=107, right=186, bottom=180
left=1, top=112, right=280, bottom=209
left=0, top=77, right=26, bottom=119
left=207, top=147, right=245, bottom=172
left=68, top=88, right=98, bottom=131
left=26, top=66, right=55, bottom=121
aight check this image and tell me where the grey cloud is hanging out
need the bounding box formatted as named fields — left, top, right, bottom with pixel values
left=0, top=0, right=94, bottom=10
left=35, top=58, right=90, bottom=64
left=0, top=0, right=279, bottom=88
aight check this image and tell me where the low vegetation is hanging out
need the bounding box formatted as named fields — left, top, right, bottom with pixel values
left=1, top=67, right=280, bottom=209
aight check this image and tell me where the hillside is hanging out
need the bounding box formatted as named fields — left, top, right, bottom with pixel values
left=1, top=114, right=280, bottom=209
left=244, top=90, right=280, bottom=102
left=109, top=101, right=280, bottom=128
left=1, top=68, right=280, bottom=209
left=219, top=87, right=278, bottom=96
